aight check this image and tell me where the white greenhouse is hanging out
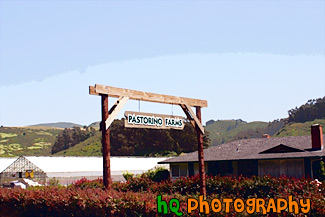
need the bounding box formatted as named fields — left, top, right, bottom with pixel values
left=0, top=156, right=168, bottom=186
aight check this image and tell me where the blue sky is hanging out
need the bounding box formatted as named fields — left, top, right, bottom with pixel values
left=0, top=0, right=324, bottom=126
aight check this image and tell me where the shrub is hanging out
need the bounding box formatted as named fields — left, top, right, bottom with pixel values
left=122, top=171, right=134, bottom=181
left=141, top=166, right=170, bottom=182
left=313, top=160, right=325, bottom=181
left=48, top=177, right=60, bottom=187
left=152, top=169, right=170, bottom=182
left=1, top=176, right=324, bottom=216
left=73, top=178, right=104, bottom=189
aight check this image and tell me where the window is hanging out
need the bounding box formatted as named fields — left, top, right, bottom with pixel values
left=193, top=163, right=208, bottom=175
left=171, top=164, right=188, bottom=177
left=220, top=161, right=233, bottom=176
left=179, top=164, right=188, bottom=176
left=171, top=165, right=180, bottom=177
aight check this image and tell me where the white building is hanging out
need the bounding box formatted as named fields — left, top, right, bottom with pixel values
left=0, top=156, right=168, bottom=186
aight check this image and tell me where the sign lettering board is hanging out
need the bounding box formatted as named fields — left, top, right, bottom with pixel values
left=124, top=111, right=185, bottom=130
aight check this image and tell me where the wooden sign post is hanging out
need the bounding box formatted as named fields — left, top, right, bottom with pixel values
left=101, top=94, right=111, bottom=191
left=90, top=84, right=208, bottom=197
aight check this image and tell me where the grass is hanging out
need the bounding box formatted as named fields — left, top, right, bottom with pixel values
left=33, top=142, right=51, bottom=148
left=0, top=144, right=7, bottom=152
left=275, top=119, right=325, bottom=137
left=55, top=131, right=102, bottom=156
left=22, top=126, right=64, bottom=130
left=27, top=146, right=42, bottom=150
left=0, top=133, right=17, bottom=139
left=27, top=142, right=52, bottom=150
left=8, top=143, right=23, bottom=150
left=0, top=127, right=61, bottom=157
left=33, top=142, right=51, bottom=146
left=0, top=143, right=23, bottom=156
left=205, top=120, right=268, bottom=146
left=35, top=131, right=53, bottom=136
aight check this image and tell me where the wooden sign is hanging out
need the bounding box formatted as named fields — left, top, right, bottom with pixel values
left=124, top=111, right=185, bottom=130
left=90, top=84, right=207, bottom=195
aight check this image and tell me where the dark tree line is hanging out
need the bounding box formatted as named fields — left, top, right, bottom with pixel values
left=288, top=97, right=325, bottom=123
left=109, top=119, right=210, bottom=156
left=52, top=119, right=210, bottom=156
left=51, top=127, right=96, bottom=154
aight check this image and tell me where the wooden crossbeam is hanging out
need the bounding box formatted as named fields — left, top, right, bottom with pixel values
left=105, top=96, right=129, bottom=130
left=180, top=104, right=205, bottom=134
left=89, top=84, right=207, bottom=107
left=89, top=86, right=99, bottom=95
left=180, top=104, right=196, bottom=128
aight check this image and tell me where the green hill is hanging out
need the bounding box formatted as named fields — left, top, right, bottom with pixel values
left=274, top=119, right=325, bottom=137
left=30, top=122, right=83, bottom=128
left=2, top=119, right=324, bottom=157
left=205, top=120, right=269, bottom=146
left=1, top=96, right=323, bottom=157
left=88, top=121, right=100, bottom=129
left=55, top=131, right=102, bottom=156
left=0, top=127, right=61, bottom=157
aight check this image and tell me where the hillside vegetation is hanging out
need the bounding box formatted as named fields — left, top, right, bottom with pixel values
left=1, top=96, right=324, bottom=157
left=0, top=127, right=61, bottom=157
left=204, top=96, right=324, bottom=146
left=205, top=120, right=269, bottom=146
left=275, top=119, right=325, bottom=137
left=51, top=127, right=96, bottom=154
left=288, top=97, right=325, bottom=123
left=55, top=120, right=210, bottom=157
left=55, top=131, right=102, bottom=156
left=30, top=122, right=83, bottom=128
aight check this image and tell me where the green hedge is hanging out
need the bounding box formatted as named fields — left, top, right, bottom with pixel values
left=0, top=175, right=324, bottom=216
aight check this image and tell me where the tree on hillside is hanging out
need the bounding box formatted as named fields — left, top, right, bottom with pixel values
left=52, top=119, right=210, bottom=156
left=51, top=127, right=95, bottom=154
left=288, top=97, right=325, bottom=123
left=109, top=119, right=210, bottom=156
left=265, top=119, right=285, bottom=135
